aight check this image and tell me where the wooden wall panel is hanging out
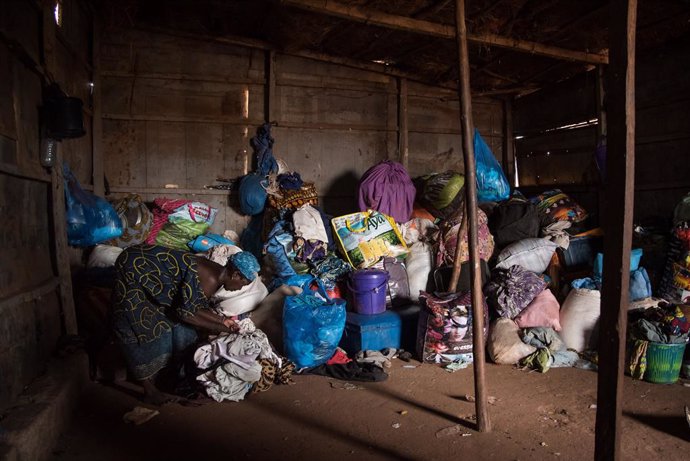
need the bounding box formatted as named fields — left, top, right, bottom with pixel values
left=635, top=139, right=690, bottom=186
left=102, top=119, right=147, bottom=187
left=101, top=28, right=506, bottom=233
left=514, top=71, right=597, bottom=135
left=515, top=126, right=598, bottom=186
left=222, top=125, right=251, bottom=178
left=514, top=35, right=690, bottom=223
left=277, top=54, right=392, bottom=87
left=0, top=46, right=16, bottom=141
left=1, top=0, right=91, bottom=410
left=100, top=29, right=264, bottom=81
left=185, top=124, right=224, bottom=189
left=406, top=82, right=504, bottom=178
left=13, top=63, right=42, bottom=176
left=1, top=0, right=40, bottom=65
left=277, top=85, right=393, bottom=127
left=145, top=121, right=187, bottom=187
left=408, top=133, right=464, bottom=176
left=60, top=0, right=91, bottom=66
left=0, top=292, right=61, bottom=410
left=0, top=176, right=53, bottom=296
left=102, top=77, right=265, bottom=122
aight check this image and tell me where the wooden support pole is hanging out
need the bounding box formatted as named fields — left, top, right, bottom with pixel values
left=447, top=202, right=468, bottom=293
left=595, top=64, right=607, bottom=139
left=502, top=97, right=514, bottom=183
left=397, top=77, right=409, bottom=168
left=281, top=0, right=609, bottom=64
left=41, top=0, right=57, bottom=81
left=92, top=15, right=104, bottom=196
left=51, top=148, right=78, bottom=335
left=265, top=50, right=276, bottom=123
left=42, top=0, right=77, bottom=335
left=594, top=1, right=637, bottom=460
left=454, top=0, right=490, bottom=433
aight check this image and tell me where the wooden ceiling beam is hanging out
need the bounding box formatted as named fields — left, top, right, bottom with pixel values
left=281, top=0, right=609, bottom=64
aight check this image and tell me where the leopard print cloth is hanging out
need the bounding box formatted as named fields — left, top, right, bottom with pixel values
left=251, top=358, right=296, bottom=393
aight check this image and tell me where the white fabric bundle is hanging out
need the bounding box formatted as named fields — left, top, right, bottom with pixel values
left=212, top=277, right=269, bottom=317
left=293, top=204, right=328, bottom=243
left=405, top=242, right=433, bottom=302
left=87, top=244, right=124, bottom=268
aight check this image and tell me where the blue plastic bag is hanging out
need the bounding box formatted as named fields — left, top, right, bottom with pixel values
left=264, top=220, right=298, bottom=279
left=283, top=278, right=346, bottom=368
left=63, top=164, right=122, bottom=247
left=187, top=233, right=235, bottom=252
left=239, top=173, right=268, bottom=216
left=593, top=248, right=643, bottom=280
left=474, top=128, right=510, bottom=203
left=629, top=268, right=652, bottom=301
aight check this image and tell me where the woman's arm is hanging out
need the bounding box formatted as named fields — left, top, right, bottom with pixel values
left=183, top=309, right=237, bottom=333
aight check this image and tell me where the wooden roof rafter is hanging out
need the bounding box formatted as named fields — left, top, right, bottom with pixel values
left=280, top=0, right=610, bottom=65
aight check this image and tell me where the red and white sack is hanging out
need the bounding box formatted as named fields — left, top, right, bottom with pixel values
left=169, top=201, right=218, bottom=225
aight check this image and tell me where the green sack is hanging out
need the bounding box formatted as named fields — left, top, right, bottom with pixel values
left=519, top=348, right=552, bottom=373
left=155, top=219, right=209, bottom=251
left=417, top=172, right=465, bottom=219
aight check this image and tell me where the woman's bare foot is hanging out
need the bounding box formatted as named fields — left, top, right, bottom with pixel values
left=140, top=378, right=180, bottom=406
left=143, top=389, right=181, bottom=406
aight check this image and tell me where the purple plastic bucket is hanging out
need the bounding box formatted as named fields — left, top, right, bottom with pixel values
left=348, top=269, right=389, bottom=315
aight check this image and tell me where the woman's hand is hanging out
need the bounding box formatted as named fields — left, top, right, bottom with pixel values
left=184, top=309, right=237, bottom=334
left=222, top=317, right=239, bottom=332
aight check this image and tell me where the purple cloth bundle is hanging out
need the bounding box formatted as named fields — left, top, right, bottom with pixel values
left=357, top=160, right=416, bottom=223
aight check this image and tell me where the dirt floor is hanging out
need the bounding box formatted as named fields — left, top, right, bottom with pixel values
left=51, top=360, right=690, bottom=461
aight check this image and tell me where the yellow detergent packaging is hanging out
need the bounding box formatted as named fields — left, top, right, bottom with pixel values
left=331, top=210, right=408, bottom=268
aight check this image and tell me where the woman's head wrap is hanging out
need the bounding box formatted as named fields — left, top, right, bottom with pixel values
left=229, top=251, right=260, bottom=281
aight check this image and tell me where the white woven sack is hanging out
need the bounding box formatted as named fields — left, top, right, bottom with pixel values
left=487, top=318, right=537, bottom=365
left=405, top=241, right=433, bottom=302
left=495, top=237, right=559, bottom=274
left=559, top=288, right=601, bottom=352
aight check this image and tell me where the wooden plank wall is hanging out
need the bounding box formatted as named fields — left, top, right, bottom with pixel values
left=100, top=28, right=505, bottom=227
left=633, top=36, right=690, bottom=222
left=0, top=0, right=91, bottom=409
left=514, top=71, right=599, bottom=188
left=514, top=37, right=690, bottom=224
left=101, top=29, right=264, bottom=233
left=408, top=82, right=504, bottom=178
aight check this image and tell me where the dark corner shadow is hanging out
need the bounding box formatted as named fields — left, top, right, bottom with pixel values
left=623, top=410, right=690, bottom=442
left=366, top=386, right=476, bottom=432
left=98, top=380, right=145, bottom=400
left=247, top=396, right=418, bottom=461
left=321, top=170, right=359, bottom=217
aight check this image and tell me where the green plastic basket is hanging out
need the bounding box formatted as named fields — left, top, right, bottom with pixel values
left=644, top=342, right=687, bottom=384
